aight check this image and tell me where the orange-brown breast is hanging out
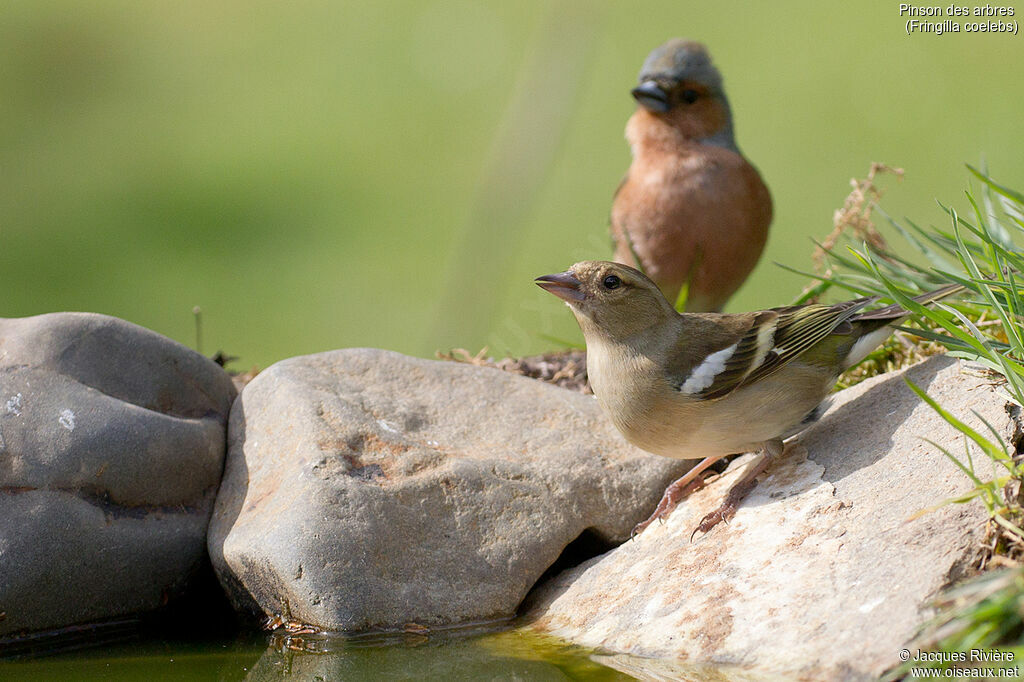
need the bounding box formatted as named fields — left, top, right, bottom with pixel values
left=612, top=110, right=772, bottom=311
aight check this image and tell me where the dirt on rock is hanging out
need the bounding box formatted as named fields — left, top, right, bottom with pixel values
left=436, top=348, right=590, bottom=394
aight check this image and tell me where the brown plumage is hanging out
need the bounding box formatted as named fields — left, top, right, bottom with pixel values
left=611, top=39, right=772, bottom=312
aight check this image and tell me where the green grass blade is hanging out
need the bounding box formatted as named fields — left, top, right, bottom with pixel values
left=968, top=164, right=1024, bottom=207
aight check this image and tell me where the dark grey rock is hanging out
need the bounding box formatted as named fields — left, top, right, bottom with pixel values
left=208, top=348, right=690, bottom=632
left=0, top=312, right=236, bottom=636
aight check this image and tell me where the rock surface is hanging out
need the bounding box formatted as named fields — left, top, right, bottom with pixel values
left=524, top=356, right=1014, bottom=680
left=0, top=312, right=237, bottom=637
left=208, top=348, right=690, bottom=632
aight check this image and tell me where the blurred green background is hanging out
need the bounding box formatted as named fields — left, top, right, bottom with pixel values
left=2, top=0, right=1021, bottom=369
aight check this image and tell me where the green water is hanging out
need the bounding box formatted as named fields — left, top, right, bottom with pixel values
left=0, top=627, right=636, bottom=681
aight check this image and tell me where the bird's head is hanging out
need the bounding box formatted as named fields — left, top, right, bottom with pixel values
left=535, top=261, right=677, bottom=341
left=630, top=39, right=734, bottom=147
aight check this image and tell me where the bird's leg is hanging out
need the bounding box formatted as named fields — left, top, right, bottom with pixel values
left=631, top=454, right=727, bottom=538
left=691, top=438, right=785, bottom=540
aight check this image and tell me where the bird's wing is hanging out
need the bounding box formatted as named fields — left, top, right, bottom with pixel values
left=669, top=283, right=964, bottom=400
left=851, top=282, right=963, bottom=321
left=669, top=297, right=877, bottom=400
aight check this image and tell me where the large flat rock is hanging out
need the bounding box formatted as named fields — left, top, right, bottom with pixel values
left=208, top=348, right=690, bottom=632
left=524, top=356, right=1012, bottom=680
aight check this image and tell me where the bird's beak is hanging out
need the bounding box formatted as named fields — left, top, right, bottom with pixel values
left=631, top=80, right=671, bottom=113
left=535, top=271, right=585, bottom=302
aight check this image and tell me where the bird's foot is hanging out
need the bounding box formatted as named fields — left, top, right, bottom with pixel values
left=689, top=459, right=768, bottom=541
left=690, top=504, right=737, bottom=541
left=631, top=474, right=706, bottom=538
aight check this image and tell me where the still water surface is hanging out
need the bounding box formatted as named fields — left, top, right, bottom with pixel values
left=0, top=626, right=639, bottom=681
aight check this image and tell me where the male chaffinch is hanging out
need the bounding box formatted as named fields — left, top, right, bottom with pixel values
left=611, top=39, right=772, bottom=312
left=536, top=261, right=961, bottom=536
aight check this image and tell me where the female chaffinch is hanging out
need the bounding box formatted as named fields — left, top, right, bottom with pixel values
left=537, top=260, right=961, bottom=536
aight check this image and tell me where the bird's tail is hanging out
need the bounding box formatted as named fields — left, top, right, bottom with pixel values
left=853, top=282, right=964, bottom=322
left=839, top=282, right=966, bottom=370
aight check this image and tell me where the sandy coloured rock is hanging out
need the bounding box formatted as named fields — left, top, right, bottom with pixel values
left=0, top=313, right=236, bottom=637
left=208, top=348, right=690, bottom=632
left=524, top=355, right=1015, bottom=680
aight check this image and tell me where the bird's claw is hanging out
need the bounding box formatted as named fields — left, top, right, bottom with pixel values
left=689, top=505, right=736, bottom=541
left=632, top=472, right=710, bottom=539
left=630, top=516, right=658, bottom=539
left=631, top=504, right=674, bottom=539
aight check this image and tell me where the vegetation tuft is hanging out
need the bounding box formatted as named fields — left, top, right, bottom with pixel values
left=800, top=163, right=1024, bottom=670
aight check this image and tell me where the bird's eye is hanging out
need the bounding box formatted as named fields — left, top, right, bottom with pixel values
left=602, top=274, right=622, bottom=290
left=680, top=89, right=699, bottom=104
